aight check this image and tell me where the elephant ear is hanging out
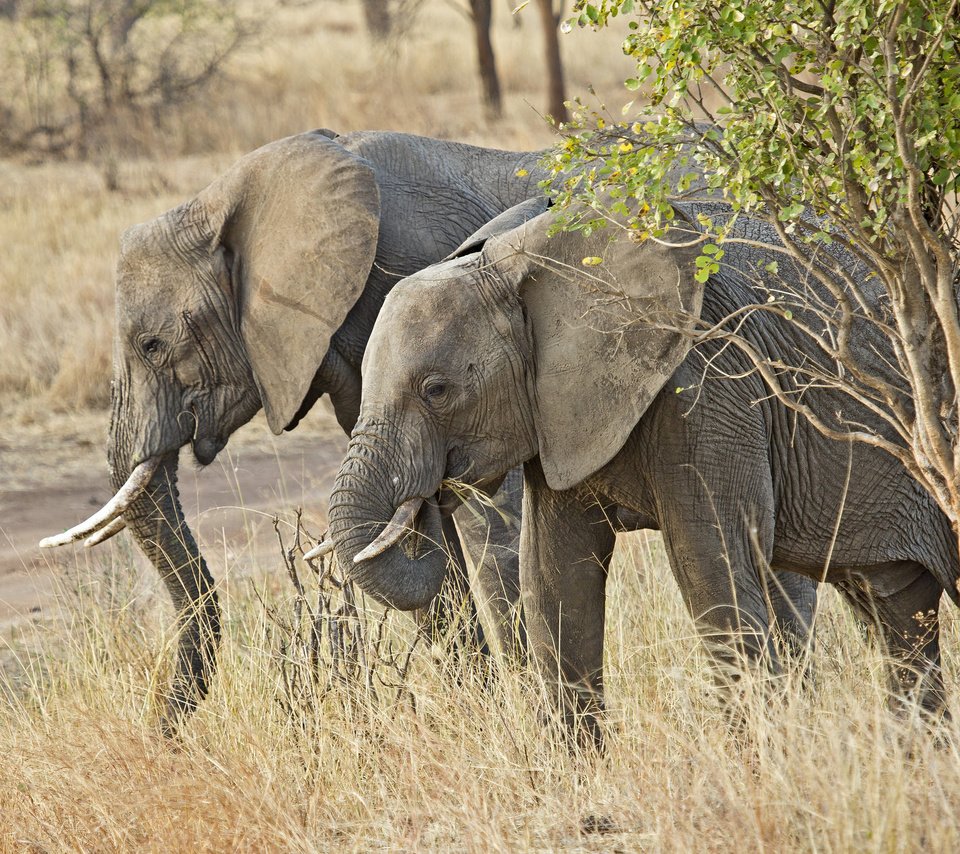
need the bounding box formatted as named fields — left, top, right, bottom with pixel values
left=483, top=208, right=703, bottom=490
left=193, top=130, right=381, bottom=434
left=447, top=196, right=551, bottom=259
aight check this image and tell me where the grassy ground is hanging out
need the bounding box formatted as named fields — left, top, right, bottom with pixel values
left=2, top=531, right=960, bottom=852
left=3, top=2, right=960, bottom=851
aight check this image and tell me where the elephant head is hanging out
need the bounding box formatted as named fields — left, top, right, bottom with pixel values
left=327, top=205, right=702, bottom=611
left=41, top=130, right=380, bottom=729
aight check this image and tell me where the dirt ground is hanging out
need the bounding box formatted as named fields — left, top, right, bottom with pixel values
left=0, top=402, right=349, bottom=630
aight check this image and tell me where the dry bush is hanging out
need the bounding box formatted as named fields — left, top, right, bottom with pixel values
left=2, top=521, right=960, bottom=851
left=0, top=0, right=258, bottom=157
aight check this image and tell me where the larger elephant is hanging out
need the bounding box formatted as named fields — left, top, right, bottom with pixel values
left=40, top=129, right=553, bottom=730
left=326, top=201, right=957, bottom=745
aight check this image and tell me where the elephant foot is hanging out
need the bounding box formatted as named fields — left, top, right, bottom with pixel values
left=533, top=681, right=607, bottom=755
left=157, top=685, right=200, bottom=740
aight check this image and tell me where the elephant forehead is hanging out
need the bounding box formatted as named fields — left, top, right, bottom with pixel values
left=365, top=268, right=488, bottom=375
left=381, top=264, right=485, bottom=340
left=118, top=216, right=176, bottom=263
left=116, top=220, right=205, bottom=303
left=116, top=254, right=167, bottom=297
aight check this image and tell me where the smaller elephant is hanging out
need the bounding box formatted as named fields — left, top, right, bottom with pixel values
left=327, top=200, right=956, bottom=745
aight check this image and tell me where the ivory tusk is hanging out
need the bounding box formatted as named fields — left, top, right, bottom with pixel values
left=84, top=517, right=127, bottom=548
left=303, top=539, right=334, bottom=561
left=354, top=497, right=424, bottom=564
left=39, top=458, right=160, bottom=549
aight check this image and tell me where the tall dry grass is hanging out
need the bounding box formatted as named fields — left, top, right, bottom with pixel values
left=2, top=526, right=959, bottom=852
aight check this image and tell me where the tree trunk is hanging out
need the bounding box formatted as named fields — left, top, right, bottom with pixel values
left=535, top=0, right=568, bottom=123
left=469, top=0, right=503, bottom=119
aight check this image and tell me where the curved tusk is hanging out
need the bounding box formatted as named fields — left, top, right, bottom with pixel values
left=84, top=517, right=127, bottom=548
left=354, top=497, right=424, bottom=564
left=303, top=539, right=334, bottom=561
left=39, top=458, right=160, bottom=549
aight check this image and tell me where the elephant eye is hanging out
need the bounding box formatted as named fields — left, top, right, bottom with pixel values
left=140, top=336, right=164, bottom=356
left=423, top=381, right=447, bottom=401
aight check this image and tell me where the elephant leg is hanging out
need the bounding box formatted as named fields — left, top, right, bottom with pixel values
left=452, top=467, right=524, bottom=662
left=837, top=562, right=947, bottom=720
left=521, top=458, right=615, bottom=750
left=643, top=382, right=781, bottom=685
left=658, top=489, right=776, bottom=687
left=766, top=568, right=818, bottom=667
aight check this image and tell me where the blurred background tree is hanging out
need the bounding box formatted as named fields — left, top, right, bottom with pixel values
left=534, top=0, right=566, bottom=121
left=469, top=0, right=502, bottom=118
left=360, top=0, right=425, bottom=43
left=0, top=0, right=258, bottom=156
left=0, top=0, right=589, bottom=157
left=446, top=0, right=571, bottom=125
left=361, top=0, right=393, bottom=38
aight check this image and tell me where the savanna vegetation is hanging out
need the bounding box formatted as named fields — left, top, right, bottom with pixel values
left=3, top=1, right=960, bottom=850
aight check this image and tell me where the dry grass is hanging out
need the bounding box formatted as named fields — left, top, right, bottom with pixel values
left=2, top=529, right=960, bottom=852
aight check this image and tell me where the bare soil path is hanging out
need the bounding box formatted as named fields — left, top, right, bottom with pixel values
left=0, top=406, right=348, bottom=628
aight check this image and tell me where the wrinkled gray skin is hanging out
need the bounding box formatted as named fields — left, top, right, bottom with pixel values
left=329, top=201, right=956, bottom=746
left=105, top=130, right=549, bottom=731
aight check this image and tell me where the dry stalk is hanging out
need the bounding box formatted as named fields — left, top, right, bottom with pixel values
left=260, top=512, right=422, bottom=742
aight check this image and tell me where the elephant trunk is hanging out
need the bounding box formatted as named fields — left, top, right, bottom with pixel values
left=115, top=453, right=221, bottom=733
left=328, top=431, right=448, bottom=611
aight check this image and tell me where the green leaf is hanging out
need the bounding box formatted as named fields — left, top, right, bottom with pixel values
left=932, top=168, right=955, bottom=186
left=778, top=203, right=805, bottom=221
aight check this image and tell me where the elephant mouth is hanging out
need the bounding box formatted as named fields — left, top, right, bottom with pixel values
left=192, top=435, right=226, bottom=466
left=397, top=497, right=437, bottom=560
left=352, top=495, right=438, bottom=564
left=435, top=448, right=503, bottom=516
left=437, top=485, right=460, bottom=517
left=436, top=470, right=507, bottom=518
